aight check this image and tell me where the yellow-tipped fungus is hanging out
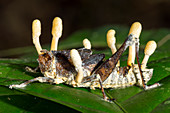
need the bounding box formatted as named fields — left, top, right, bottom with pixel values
left=142, top=41, right=157, bottom=69
left=127, top=22, right=142, bottom=66
left=51, top=17, right=63, bottom=51
left=70, top=49, right=84, bottom=83
left=83, top=38, right=91, bottom=49
left=32, top=19, right=42, bottom=55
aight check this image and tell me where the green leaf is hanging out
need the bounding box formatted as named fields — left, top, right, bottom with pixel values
left=0, top=86, right=78, bottom=113
left=151, top=98, right=170, bottom=113
left=16, top=83, right=124, bottom=113
left=0, top=25, right=170, bottom=112
left=120, top=76, right=170, bottom=113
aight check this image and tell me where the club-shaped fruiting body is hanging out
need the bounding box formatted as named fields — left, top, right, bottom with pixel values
left=106, top=29, right=120, bottom=66
left=51, top=17, right=63, bottom=51
left=9, top=17, right=159, bottom=91
left=142, top=41, right=157, bottom=69
left=83, top=39, right=91, bottom=49
left=32, top=19, right=42, bottom=55
left=127, top=22, right=142, bottom=66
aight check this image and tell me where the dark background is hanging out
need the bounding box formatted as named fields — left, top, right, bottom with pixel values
left=0, top=0, right=170, bottom=52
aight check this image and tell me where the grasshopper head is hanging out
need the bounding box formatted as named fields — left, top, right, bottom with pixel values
left=38, top=50, right=55, bottom=74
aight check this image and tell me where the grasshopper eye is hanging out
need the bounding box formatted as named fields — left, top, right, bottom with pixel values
left=38, top=52, right=53, bottom=73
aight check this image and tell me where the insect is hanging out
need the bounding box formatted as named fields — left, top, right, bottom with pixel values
left=9, top=17, right=160, bottom=101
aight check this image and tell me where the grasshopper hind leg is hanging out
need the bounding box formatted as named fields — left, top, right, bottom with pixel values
left=135, top=41, right=161, bottom=90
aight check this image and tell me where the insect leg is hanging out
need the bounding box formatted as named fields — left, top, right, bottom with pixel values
left=25, top=66, right=39, bottom=73
left=136, top=41, right=160, bottom=90
left=145, top=83, right=161, bottom=90
left=135, top=41, right=146, bottom=88
left=94, top=34, right=135, bottom=82
left=9, top=77, right=54, bottom=89
left=99, top=78, right=108, bottom=100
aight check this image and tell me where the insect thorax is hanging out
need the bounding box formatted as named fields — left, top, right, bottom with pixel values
left=37, top=48, right=103, bottom=84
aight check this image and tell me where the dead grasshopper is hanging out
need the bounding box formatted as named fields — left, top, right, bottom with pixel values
left=9, top=17, right=160, bottom=101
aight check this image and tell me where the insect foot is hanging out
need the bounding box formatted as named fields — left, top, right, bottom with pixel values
left=9, top=17, right=160, bottom=101
left=25, top=66, right=39, bottom=73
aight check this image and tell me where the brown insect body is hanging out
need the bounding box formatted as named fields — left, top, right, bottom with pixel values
left=9, top=17, right=160, bottom=100
left=37, top=35, right=152, bottom=89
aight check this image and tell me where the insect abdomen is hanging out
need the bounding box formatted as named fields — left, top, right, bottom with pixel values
left=102, top=67, right=136, bottom=88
